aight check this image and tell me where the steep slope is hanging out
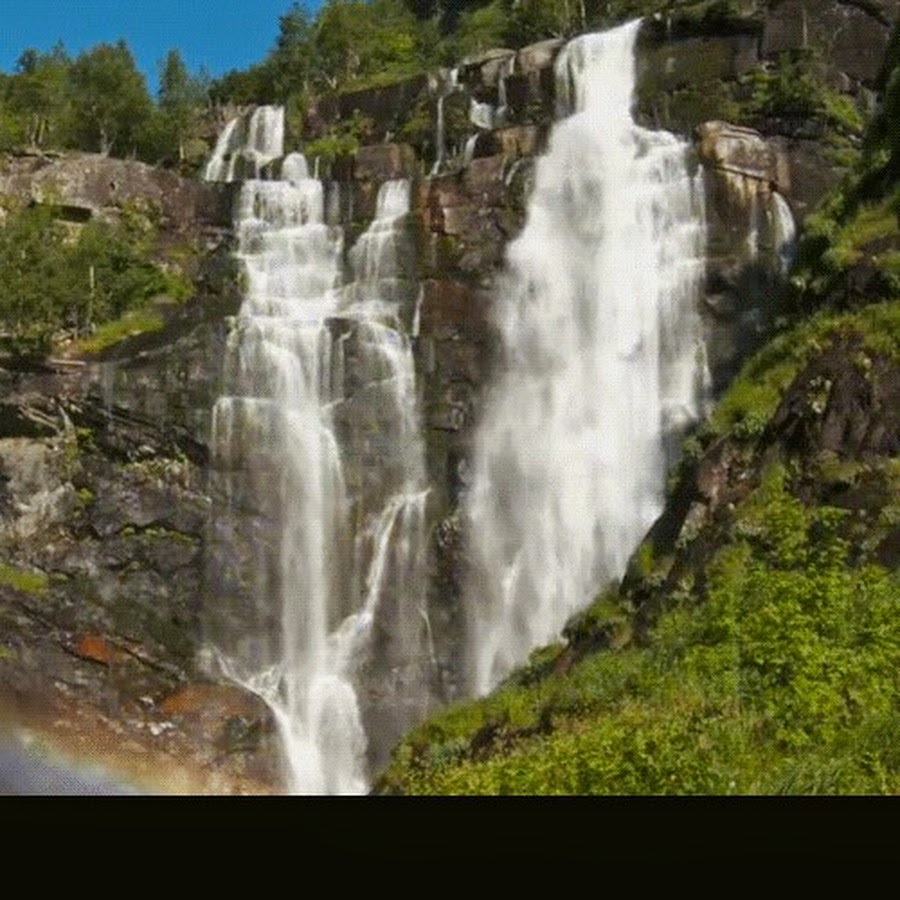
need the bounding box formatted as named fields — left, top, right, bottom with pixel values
left=376, top=301, right=899, bottom=794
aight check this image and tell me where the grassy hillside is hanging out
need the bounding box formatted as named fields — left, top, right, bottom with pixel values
left=377, top=302, right=899, bottom=794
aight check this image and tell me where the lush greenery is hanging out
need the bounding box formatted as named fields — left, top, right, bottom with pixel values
left=0, top=41, right=210, bottom=169
left=207, top=0, right=761, bottom=105
left=706, top=302, right=900, bottom=441
left=380, top=441, right=899, bottom=794
left=0, top=200, right=192, bottom=356
left=789, top=26, right=900, bottom=311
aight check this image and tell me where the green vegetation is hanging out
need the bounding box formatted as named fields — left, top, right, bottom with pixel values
left=302, top=111, right=375, bottom=173
left=708, top=302, right=900, bottom=440
left=788, top=23, right=900, bottom=310
left=741, top=49, right=863, bottom=135
left=0, top=563, right=49, bottom=596
left=0, top=41, right=209, bottom=169
left=0, top=200, right=193, bottom=357
left=380, top=460, right=899, bottom=794
left=211, top=0, right=439, bottom=105
left=207, top=1, right=762, bottom=111
left=72, top=305, right=168, bottom=355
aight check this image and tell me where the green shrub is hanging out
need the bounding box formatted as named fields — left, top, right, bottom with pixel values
left=380, top=456, right=899, bottom=795
left=0, top=200, right=193, bottom=357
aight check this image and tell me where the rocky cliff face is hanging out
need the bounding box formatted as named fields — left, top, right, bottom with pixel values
left=0, top=4, right=895, bottom=792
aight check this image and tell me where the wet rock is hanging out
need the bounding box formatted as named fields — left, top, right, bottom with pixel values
left=767, top=135, right=846, bottom=219
left=418, top=280, right=486, bottom=337
left=493, top=126, right=545, bottom=161
left=353, top=143, right=419, bottom=183
left=160, top=682, right=276, bottom=757
left=462, top=155, right=506, bottom=205
left=71, top=635, right=129, bottom=666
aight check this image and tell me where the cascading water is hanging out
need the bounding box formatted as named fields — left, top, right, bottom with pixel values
left=771, top=191, right=797, bottom=275
left=431, top=68, right=460, bottom=175
left=464, top=20, right=710, bottom=695
left=206, top=109, right=432, bottom=793
left=204, top=106, right=284, bottom=182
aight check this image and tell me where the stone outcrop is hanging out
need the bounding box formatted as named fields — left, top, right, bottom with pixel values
left=0, top=154, right=232, bottom=232
left=762, top=0, right=897, bottom=85
left=695, top=121, right=796, bottom=389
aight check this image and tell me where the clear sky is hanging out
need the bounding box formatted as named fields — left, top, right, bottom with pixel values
left=0, top=0, right=324, bottom=93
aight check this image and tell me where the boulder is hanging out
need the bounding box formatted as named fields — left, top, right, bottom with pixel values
left=459, top=48, right=516, bottom=89
left=0, top=154, right=231, bottom=231
left=697, top=121, right=786, bottom=188
left=515, top=38, right=566, bottom=75
left=477, top=50, right=517, bottom=90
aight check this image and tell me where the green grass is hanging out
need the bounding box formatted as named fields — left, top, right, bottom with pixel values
left=72, top=304, right=166, bottom=355
left=708, top=301, right=900, bottom=440
left=379, top=460, right=899, bottom=795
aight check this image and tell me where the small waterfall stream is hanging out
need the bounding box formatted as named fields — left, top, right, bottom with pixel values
left=464, top=20, right=710, bottom=695
left=205, top=112, right=431, bottom=794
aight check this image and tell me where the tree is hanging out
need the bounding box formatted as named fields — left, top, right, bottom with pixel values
left=270, top=2, right=318, bottom=100
left=69, top=41, right=153, bottom=156
left=6, top=43, right=71, bottom=149
left=314, top=0, right=426, bottom=89
left=156, top=48, right=209, bottom=161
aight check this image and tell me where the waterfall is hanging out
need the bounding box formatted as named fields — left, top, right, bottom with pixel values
left=432, top=67, right=460, bottom=175
left=771, top=191, right=797, bottom=275
left=469, top=98, right=496, bottom=131
left=204, top=116, right=241, bottom=182
left=205, top=106, right=284, bottom=183
left=206, top=108, right=431, bottom=793
left=464, top=20, right=709, bottom=695
left=496, top=54, right=515, bottom=125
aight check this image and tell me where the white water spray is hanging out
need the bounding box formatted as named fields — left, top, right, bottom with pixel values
left=771, top=191, right=797, bottom=275
left=464, top=20, right=709, bottom=695
left=432, top=68, right=460, bottom=175
left=205, top=106, right=285, bottom=182
left=207, top=109, right=430, bottom=793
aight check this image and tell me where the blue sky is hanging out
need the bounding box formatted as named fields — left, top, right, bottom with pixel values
left=0, top=0, right=324, bottom=93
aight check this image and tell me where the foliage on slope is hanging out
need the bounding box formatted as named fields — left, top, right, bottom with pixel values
left=376, top=32, right=900, bottom=795
left=0, top=199, right=194, bottom=358
left=376, top=303, right=899, bottom=795
left=789, top=22, right=900, bottom=313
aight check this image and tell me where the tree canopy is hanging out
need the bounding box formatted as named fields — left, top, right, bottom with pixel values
left=0, top=36, right=210, bottom=169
